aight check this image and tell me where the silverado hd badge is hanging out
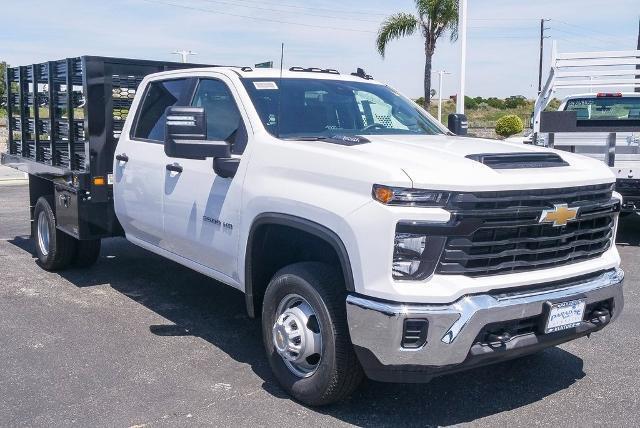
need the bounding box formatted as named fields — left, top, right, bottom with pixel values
left=539, top=203, right=579, bottom=227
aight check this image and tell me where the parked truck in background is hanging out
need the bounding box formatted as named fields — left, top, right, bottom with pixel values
left=533, top=45, right=640, bottom=214
left=2, top=56, right=625, bottom=405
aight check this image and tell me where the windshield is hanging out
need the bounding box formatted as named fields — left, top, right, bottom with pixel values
left=564, top=96, right=640, bottom=121
left=242, top=78, right=445, bottom=138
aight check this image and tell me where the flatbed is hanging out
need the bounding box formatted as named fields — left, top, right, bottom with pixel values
left=2, top=56, right=212, bottom=239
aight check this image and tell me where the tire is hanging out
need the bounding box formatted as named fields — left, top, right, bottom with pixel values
left=73, top=239, right=101, bottom=267
left=262, top=262, right=363, bottom=406
left=33, top=197, right=77, bottom=271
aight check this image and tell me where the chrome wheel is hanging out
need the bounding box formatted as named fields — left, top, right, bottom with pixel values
left=37, top=211, right=50, bottom=257
left=273, top=294, right=323, bottom=378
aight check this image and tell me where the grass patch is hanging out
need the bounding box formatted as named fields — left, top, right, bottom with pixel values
left=427, top=100, right=533, bottom=130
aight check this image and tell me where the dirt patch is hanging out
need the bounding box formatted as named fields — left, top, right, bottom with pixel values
left=0, top=120, right=7, bottom=152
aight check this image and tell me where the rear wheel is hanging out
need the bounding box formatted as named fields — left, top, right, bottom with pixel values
left=262, top=262, right=363, bottom=406
left=33, top=197, right=76, bottom=271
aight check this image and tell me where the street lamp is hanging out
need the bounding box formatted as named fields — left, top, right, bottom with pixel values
left=456, top=0, right=468, bottom=114
left=432, top=70, right=451, bottom=123
left=172, top=50, right=197, bottom=63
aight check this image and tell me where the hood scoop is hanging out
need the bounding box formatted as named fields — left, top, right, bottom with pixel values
left=466, top=152, right=569, bottom=169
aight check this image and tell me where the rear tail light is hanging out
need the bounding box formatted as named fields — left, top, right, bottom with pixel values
left=596, top=92, right=622, bottom=98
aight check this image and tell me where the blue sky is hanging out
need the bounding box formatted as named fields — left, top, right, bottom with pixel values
left=1, top=0, right=638, bottom=98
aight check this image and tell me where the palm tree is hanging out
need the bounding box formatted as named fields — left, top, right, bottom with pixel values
left=376, top=0, right=458, bottom=108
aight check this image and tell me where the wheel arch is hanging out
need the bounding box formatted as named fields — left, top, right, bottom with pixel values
left=244, top=213, right=355, bottom=318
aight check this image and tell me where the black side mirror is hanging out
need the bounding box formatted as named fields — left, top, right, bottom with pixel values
left=448, top=113, right=468, bottom=136
left=164, top=106, right=231, bottom=160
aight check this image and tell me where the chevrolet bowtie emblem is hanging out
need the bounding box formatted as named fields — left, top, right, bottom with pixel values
left=539, top=204, right=579, bottom=227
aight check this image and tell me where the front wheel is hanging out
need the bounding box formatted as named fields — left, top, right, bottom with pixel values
left=262, top=262, right=363, bottom=406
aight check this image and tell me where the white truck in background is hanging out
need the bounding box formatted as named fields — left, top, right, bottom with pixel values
left=533, top=45, right=640, bottom=213
left=2, top=56, right=625, bottom=406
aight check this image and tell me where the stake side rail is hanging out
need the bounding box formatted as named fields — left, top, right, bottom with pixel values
left=533, top=44, right=640, bottom=137
left=1, top=56, right=218, bottom=240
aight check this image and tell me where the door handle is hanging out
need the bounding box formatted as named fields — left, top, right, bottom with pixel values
left=166, top=163, right=183, bottom=173
left=115, top=153, right=129, bottom=162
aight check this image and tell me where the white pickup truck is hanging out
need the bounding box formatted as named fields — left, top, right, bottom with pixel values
left=2, top=56, right=625, bottom=405
left=551, top=93, right=640, bottom=212
left=532, top=46, right=640, bottom=213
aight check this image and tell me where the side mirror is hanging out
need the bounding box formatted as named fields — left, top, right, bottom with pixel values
left=447, top=113, right=468, bottom=136
left=164, top=106, right=231, bottom=160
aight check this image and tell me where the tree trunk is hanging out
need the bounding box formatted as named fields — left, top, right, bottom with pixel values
left=424, top=44, right=434, bottom=109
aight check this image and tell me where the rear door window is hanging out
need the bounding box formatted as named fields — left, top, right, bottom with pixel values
left=564, top=97, right=640, bottom=121
left=133, top=78, right=191, bottom=142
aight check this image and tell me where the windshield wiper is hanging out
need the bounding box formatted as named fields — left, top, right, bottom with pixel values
left=282, top=134, right=371, bottom=146
left=281, top=136, right=330, bottom=141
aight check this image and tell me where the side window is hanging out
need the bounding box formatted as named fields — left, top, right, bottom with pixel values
left=133, top=78, right=190, bottom=142
left=191, top=79, right=246, bottom=154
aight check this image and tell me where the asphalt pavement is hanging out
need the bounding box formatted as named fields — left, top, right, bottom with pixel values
left=0, top=178, right=638, bottom=427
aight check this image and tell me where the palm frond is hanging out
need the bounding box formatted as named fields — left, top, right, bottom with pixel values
left=376, top=13, right=419, bottom=58
left=415, top=0, right=459, bottom=42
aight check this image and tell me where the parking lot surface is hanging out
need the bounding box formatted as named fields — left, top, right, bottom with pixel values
left=0, top=179, right=638, bottom=427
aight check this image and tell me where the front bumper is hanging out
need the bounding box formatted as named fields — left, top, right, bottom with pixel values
left=346, top=268, right=624, bottom=383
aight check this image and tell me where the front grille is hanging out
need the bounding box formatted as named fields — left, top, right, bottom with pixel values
left=435, top=183, right=618, bottom=277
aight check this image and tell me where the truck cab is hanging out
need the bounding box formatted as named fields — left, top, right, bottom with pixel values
left=3, top=58, right=625, bottom=406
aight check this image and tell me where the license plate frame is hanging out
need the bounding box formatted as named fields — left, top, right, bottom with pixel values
left=544, top=299, right=586, bottom=334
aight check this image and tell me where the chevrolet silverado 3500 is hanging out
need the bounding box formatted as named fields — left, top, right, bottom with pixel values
left=2, top=57, right=624, bottom=405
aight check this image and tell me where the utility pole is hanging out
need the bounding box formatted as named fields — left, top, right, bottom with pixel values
left=456, top=0, right=468, bottom=114
left=636, top=18, right=640, bottom=93
left=432, top=70, right=451, bottom=123
left=172, top=50, right=197, bottom=63
left=538, top=18, right=551, bottom=94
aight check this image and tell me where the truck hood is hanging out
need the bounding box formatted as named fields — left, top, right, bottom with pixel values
left=350, top=134, right=615, bottom=191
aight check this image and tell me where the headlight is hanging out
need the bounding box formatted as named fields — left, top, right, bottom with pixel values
left=393, top=233, right=427, bottom=277
left=393, top=229, right=446, bottom=280
left=373, top=184, right=450, bottom=207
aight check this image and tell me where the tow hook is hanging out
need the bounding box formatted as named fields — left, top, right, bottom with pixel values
left=487, top=331, right=512, bottom=347
left=590, top=308, right=611, bottom=325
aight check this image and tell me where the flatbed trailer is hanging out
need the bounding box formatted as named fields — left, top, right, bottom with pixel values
left=2, top=56, right=212, bottom=239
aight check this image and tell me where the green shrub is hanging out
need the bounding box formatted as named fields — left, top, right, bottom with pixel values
left=464, top=96, right=478, bottom=109
left=504, top=95, right=528, bottom=109
left=495, top=114, right=524, bottom=137
left=486, top=97, right=505, bottom=109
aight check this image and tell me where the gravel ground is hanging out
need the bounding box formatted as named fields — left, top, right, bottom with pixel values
left=0, top=179, right=638, bottom=427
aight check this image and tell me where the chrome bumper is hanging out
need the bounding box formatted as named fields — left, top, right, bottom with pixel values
left=346, top=269, right=624, bottom=380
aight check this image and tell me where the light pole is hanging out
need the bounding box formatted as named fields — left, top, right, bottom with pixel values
left=537, top=18, right=551, bottom=94
left=432, top=70, right=451, bottom=123
left=172, top=50, right=197, bottom=63
left=456, top=0, right=468, bottom=114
